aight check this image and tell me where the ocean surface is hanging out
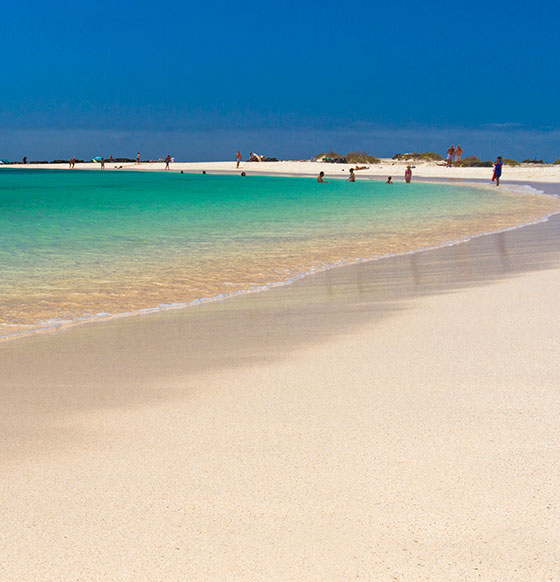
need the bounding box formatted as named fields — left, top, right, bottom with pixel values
left=2, top=169, right=559, bottom=340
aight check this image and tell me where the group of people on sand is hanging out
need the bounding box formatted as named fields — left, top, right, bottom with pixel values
left=235, top=150, right=278, bottom=167
left=236, top=151, right=268, bottom=165
left=83, top=152, right=175, bottom=169
left=446, top=144, right=463, bottom=166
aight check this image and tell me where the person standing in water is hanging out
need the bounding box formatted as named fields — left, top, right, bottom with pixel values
left=492, top=156, right=503, bottom=186
left=386, top=176, right=393, bottom=184
left=346, top=168, right=355, bottom=182
left=405, top=166, right=412, bottom=183
left=317, top=171, right=328, bottom=183
left=235, top=150, right=242, bottom=168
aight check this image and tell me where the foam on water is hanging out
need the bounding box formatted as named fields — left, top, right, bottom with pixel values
left=502, top=184, right=550, bottom=196
left=2, top=170, right=560, bottom=341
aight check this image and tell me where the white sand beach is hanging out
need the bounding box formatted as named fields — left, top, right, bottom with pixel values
left=5, top=158, right=560, bottom=184
left=2, top=196, right=560, bottom=581
left=4, top=0, right=558, bottom=576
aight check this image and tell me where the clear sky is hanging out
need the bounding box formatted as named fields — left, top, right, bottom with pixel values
left=1, top=0, right=559, bottom=161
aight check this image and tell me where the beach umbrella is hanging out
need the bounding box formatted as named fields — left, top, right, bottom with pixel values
left=92, top=156, right=102, bottom=162
left=1, top=159, right=10, bottom=164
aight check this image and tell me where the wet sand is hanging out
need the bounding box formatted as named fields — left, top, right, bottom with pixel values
left=1, top=191, right=560, bottom=581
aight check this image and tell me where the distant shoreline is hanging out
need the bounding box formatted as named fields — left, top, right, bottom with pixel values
left=3, top=159, right=560, bottom=184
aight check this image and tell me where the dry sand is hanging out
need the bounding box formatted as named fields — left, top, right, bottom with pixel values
left=5, top=158, right=560, bottom=184
left=1, top=183, right=560, bottom=581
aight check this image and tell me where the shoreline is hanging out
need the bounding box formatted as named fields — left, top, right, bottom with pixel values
left=2, top=173, right=560, bottom=344
left=4, top=159, right=560, bottom=184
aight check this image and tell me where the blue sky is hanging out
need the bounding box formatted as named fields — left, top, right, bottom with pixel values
left=1, top=0, right=559, bottom=161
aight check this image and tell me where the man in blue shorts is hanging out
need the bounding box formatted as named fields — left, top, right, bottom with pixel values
left=492, top=156, right=503, bottom=186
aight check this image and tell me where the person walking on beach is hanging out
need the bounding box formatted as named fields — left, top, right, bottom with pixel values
left=317, top=171, right=327, bottom=183
left=164, top=154, right=171, bottom=170
left=100, top=158, right=105, bottom=169
left=455, top=145, right=463, bottom=163
left=235, top=150, right=242, bottom=168
left=346, top=168, right=356, bottom=182
left=492, top=156, right=503, bottom=186
left=447, top=145, right=455, bottom=167
left=405, top=166, right=412, bottom=183
left=136, top=152, right=141, bottom=164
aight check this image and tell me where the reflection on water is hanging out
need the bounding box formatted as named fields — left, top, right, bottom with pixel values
left=496, top=232, right=511, bottom=271
left=313, top=213, right=560, bottom=308
left=409, top=253, right=421, bottom=287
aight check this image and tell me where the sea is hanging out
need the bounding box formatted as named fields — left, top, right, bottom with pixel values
left=2, top=169, right=559, bottom=341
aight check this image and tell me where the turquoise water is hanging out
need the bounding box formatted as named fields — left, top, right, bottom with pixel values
left=1, top=169, right=558, bottom=340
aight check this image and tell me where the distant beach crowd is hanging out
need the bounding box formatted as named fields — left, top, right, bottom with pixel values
left=6, top=146, right=506, bottom=186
